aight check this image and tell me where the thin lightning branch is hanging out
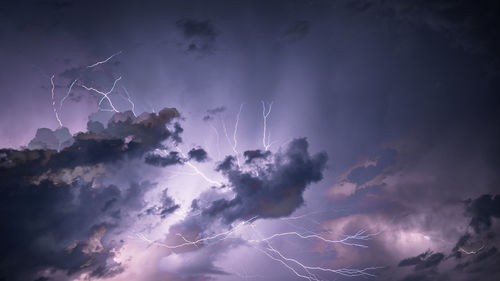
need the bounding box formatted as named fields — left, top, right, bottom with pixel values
left=208, top=122, right=221, bottom=159
left=136, top=212, right=381, bottom=279
left=50, top=75, right=63, bottom=127
left=87, top=51, right=122, bottom=68
left=233, top=104, right=243, bottom=152
left=136, top=216, right=257, bottom=249
left=261, top=101, right=275, bottom=150
left=250, top=225, right=381, bottom=280
left=219, top=104, right=244, bottom=165
left=247, top=229, right=375, bottom=248
left=60, top=78, right=78, bottom=111
left=80, top=77, right=122, bottom=112
left=175, top=147, right=222, bottom=186
left=121, top=86, right=137, bottom=117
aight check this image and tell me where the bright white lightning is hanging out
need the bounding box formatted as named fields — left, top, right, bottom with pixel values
left=175, top=147, right=222, bottom=186
left=261, top=100, right=275, bottom=151
left=49, top=75, right=63, bottom=127
left=136, top=216, right=257, bottom=249
left=87, top=51, right=123, bottom=68
left=247, top=229, right=375, bottom=248
left=121, top=86, right=137, bottom=117
left=247, top=224, right=381, bottom=280
left=80, top=77, right=122, bottom=112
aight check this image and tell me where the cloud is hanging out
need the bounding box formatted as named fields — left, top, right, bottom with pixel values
left=398, top=251, right=445, bottom=271
left=204, top=138, right=327, bottom=223
left=176, top=18, right=218, bottom=55
left=28, top=127, right=73, bottom=151
left=188, top=147, right=208, bottom=162
left=144, top=188, right=180, bottom=219
left=203, top=106, right=225, bottom=121
left=465, top=194, right=500, bottom=234
left=0, top=108, right=182, bottom=280
left=145, top=151, right=183, bottom=167
left=243, top=149, right=270, bottom=163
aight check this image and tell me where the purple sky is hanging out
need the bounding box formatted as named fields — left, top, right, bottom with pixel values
left=1, top=1, right=500, bottom=281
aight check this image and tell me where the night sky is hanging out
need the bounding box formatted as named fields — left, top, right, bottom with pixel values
left=1, top=1, right=500, bottom=281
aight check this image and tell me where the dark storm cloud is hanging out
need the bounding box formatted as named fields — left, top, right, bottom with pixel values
left=243, top=149, right=270, bottom=163
left=204, top=138, right=327, bottom=223
left=0, top=108, right=182, bottom=280
left=145, top=151, right=183, bottom=167
left=188, top=147, right=208, bottom=162
left=398, top=251, right=445, bottom=271
left=0, top=180, right=154, bottom=281
left=144, top=188, right=180, bottom=219
left=352, top=0, right=500, bottom=58
left=0, top=108, right=181, bottom=186
left=465, top=194, right=500, bottom=234
left=176, top=18, right=218, bottom=54
left=203, top=106, right=225, bottom=121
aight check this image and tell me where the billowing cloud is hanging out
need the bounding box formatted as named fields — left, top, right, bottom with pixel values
left=0, top=108, right=182, bottom=280
left=204, top=138, right=327, bottom=223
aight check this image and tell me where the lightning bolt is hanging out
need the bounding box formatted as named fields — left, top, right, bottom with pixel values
left=50, top=75, right=63, bottom=127
left=60, top=78, right=78, bottom=111
left=261, top=100, right=275, bottom=151
left=121, top=86, right=137, bottom=117
left=136, top=212, right=382, bottom=280
left=220, top=104, right=244, bottom=166
left=80, top=77, right=122, bottom=113
left=175, top=147, right=223, bottom=186
left=87, top=51, right=123, bottom=68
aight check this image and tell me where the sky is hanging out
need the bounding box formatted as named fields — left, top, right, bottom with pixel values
left=1, top=0, right=500, bottom=281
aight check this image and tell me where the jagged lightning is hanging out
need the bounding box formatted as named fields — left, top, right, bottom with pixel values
left=59, top=78, right=78, bottom=112
left=175, top=147, right=223, bottom=186
left=49, top=75, right=63, bottom=127
left=261, top=100, right=274, bottom=151
left=87, top=50, right=122, bottom=68
left=80, top=76, right=122, bottom=112
left=121, top=86, right=137, bottom=117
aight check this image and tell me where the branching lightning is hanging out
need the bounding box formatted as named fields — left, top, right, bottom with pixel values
left=121, top=86, right=137, bottom=117
left=80, top=77, right=122, bottom=112
left=261, top=100, right=275, bottom=151
left=220, top=103, right=244, bottom=166
left=136, top=212, right=382, bottom=280
left=47, top=48, right=380, bottom=280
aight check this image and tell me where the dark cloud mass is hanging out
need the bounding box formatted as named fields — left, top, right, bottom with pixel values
left=0, top=108, right=181, bottom=280
left=205, top=138, right=327, bottom=223
left=466, top=194, right=500, bottom=234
